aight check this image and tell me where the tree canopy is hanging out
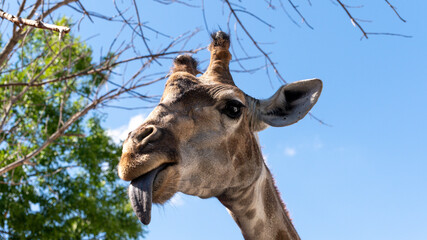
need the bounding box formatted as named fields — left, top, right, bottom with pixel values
left=0, top=18, right=143, bottom=239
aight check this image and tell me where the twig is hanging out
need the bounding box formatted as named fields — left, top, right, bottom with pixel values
left=101, top=104, right=155, bottom=110
left=131, top=0, right=160, bottom=65
left=286, top=0, right=313, bottom=29
left=16, top=0, right=27, bottom=18
left=201, top=0, right=210, bottom=33
left=384, top=0, right=406, bottom=22
left=336, top=0, right=368, bottom=39
left=233, top=9, right=275, bottom=29
left=278, top=0, right=300, bottom=28
left=76, top=1, right=94, bottom=23
left=309, top=113, right=331, bottom=127
left=336, top=0, right=409, bottom=39
left=366, top=32, right=411, bottom=38
left=39, top=0, right=77, bottom=20
left=154, top=0, right=199, bottom=8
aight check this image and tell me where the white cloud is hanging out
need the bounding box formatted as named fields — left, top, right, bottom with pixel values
left=107, top=114, right=145, bottom=144
left=284, top=147, right=296, bottom=157
left=169, top=193, right=185, bottom=206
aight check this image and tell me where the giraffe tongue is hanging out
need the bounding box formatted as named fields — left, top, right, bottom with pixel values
left=128, top=166, right=163, bottom=225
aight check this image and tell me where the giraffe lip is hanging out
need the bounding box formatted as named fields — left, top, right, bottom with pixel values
left=128, top=164, right=168, bottom=225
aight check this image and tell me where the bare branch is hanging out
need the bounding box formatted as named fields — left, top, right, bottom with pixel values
left=26, top=0, right=42, bottom=19
left=0, top=8, right=70, bottom=33
left=201, top=0, right=210, bottom=32
left=336, top=0, right=368, bottom=39
left=154, top=0, right=199, bottom=8
left=132, top=0, right=155, bottom=61
left=366, top=32, right=411, bottom=38
left=76, top=1, right=94, bottom=23
left=40, top=0, right=78, bottom=18
left=336, top=0, right=409, bottom=39
left=16, top=0, right=27, bottom=18
left=0, top=30, right=24, bottom=67
left=0, top=0, right=77, bottom=67
left=286, top=0, right=314, bottom=29
left=278, top=0, right=301, bottom=27
left=309, top=113, right=332, bottom=127
left=100, top=104, right=155, bottom=111
left=384, top=0, right=406, bottom=22
left=233, top=9, right=275, bottom=29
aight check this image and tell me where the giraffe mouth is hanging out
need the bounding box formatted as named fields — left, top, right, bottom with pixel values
left=128, top=164, right=169, bottom=225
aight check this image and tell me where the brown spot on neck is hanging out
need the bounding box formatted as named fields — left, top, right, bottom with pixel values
left=253, top=219, right=264, bottom=237
left=276, top=230, right=288, bottom=240
left=245, top=209, right=256, bottom=219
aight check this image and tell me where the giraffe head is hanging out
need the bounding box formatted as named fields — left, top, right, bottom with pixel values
left=118, top=31, right=322, bottom=225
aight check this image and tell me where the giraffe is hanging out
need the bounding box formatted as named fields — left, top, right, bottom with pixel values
left=118, top=31, right=322, bottom=240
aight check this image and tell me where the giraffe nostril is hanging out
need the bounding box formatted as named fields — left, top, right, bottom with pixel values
left=135, top=127, right=154, bottom=142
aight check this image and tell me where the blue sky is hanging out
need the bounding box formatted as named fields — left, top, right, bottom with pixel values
left=86, top=2, right=427, bottom=240
left=6, top=1, right=427, bottom=239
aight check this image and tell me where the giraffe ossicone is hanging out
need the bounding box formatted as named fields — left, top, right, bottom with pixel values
left=118, top=31, right=322, bottom=240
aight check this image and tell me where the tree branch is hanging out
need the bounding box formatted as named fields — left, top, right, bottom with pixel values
left=0, top=9, right=70, bottom=34
left=286, top=0, right=313, bottom=29
left=0, top=100, right=99, bottom=176
left=0, top=0, right=77, bottom=67
left=336, top=0, right=409, bottom=39
left=384, top=0, right=406, bottom=22
left=336, top=0, right=368, bottom=39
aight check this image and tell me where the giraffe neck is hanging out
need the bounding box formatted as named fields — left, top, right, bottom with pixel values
left=218, top=164, right=300, bottom=240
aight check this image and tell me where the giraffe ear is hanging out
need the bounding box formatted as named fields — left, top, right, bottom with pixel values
left=250, top=79, right=322, bottom=132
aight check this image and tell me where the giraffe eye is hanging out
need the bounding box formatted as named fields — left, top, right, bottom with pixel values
left=222, top=100, right=244, bottom=119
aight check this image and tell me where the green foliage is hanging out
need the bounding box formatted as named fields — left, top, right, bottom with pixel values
left=0, top=18, right=143, bottom=239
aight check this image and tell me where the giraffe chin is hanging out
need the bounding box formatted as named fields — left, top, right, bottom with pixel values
left=128, top=164, right=168, bottom=225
